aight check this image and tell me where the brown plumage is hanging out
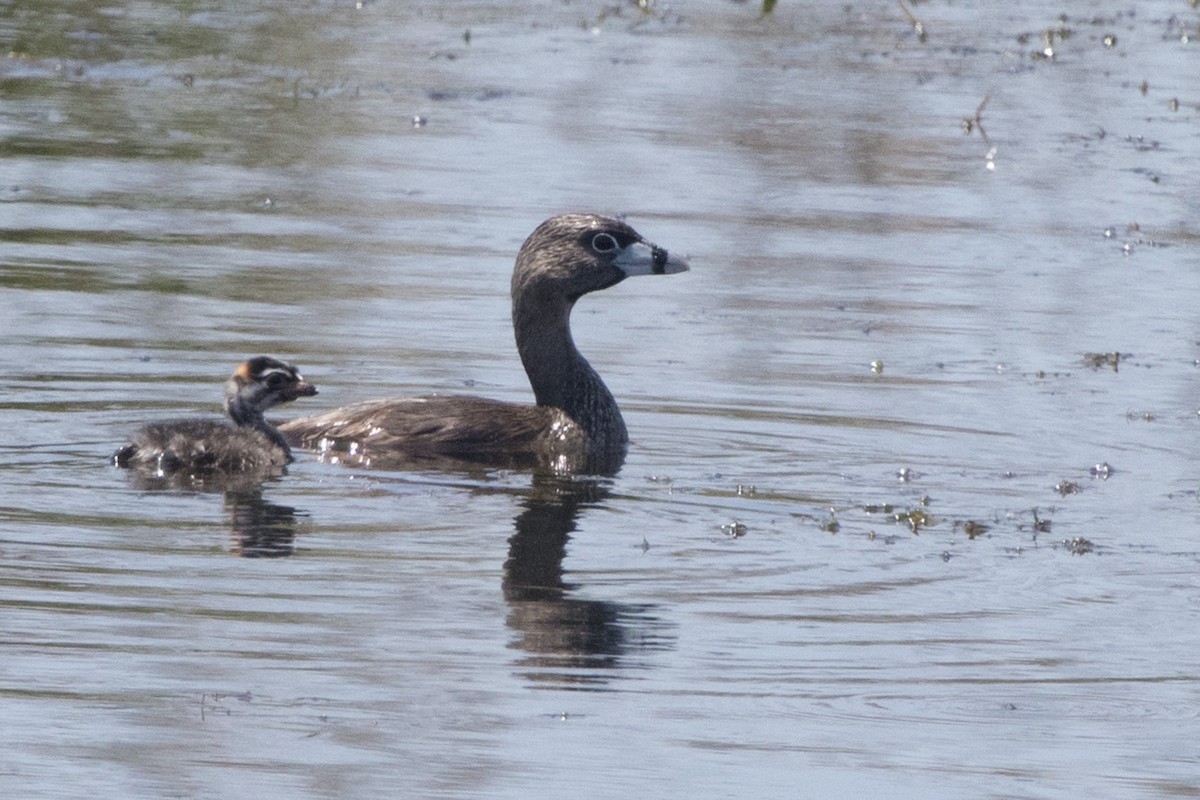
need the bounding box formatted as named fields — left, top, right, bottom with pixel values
left=279, top=214, right=688, bottom=474
left=113, top=356, right=318, bottom=477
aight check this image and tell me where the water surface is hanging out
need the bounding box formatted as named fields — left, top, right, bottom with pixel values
left=3, top=1, right=1199, bottom=798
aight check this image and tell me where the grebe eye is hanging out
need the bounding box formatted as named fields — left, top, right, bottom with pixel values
left=590, top=232, right=619, bottom=253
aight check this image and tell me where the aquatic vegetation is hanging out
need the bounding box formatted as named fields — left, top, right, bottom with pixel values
left=898, top=0, right=926, bottom=43
left=893, top=507, right=932, bottom=534
left=1063, top=537, right=1096, bottom=555
left=960, top=520, right=989, bottom=540
left=1083, top=352, right=1122, bottom=371
left=1056, top=480, right=1084, bottom=496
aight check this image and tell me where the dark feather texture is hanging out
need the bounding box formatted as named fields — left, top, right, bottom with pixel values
left=114, top=356, right=317, bottom=480
left=280, top=214, right=687, bottom=475
left=114, top=420, right=293, bottom=473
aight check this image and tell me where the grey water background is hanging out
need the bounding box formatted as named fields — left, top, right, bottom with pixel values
left=3, top=1, right=1200, bottom=797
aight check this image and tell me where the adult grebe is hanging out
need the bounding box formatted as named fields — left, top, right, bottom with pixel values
left=280, top=214, right=688, bottom=474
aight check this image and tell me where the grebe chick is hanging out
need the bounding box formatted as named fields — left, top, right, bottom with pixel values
left=280, top=213, right=688, bottom=475
left=114, top=356, right=317, bottom=476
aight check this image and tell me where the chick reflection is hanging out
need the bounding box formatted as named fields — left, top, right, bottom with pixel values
left=224, top=489, right=303, bottom=558
left=504, top=475, right=673, bottom=686
left=118, top=465, right=308, bottom=557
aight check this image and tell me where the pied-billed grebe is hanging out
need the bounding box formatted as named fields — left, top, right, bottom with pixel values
left=113, top=356, right=318, bottom=475
left=279, top=213, right=688, bottom=474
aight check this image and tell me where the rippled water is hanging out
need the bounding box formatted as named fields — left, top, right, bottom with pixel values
left=3, top=1, right=1200, bottom=797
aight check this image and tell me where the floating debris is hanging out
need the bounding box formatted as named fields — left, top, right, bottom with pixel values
left=961, top=94, right=991, bottom=145
left=721, top=521, right=747, bottom=539
left=893, top=508, right=932, bottom=534
left=1025, top=26, right=1070, bottom=60
left=736, top=484, right=756, bottom=497
left=1037, top=31, right=1055, bottom=60
left=1109, top=221, right=1168, bottom=252
left=1124, top=136, right=1160, bottom=154
left=412, top=115, right=427, bottom=128
left=1064, top=537, right=1095, bottom=555
left=821, top=508, right=840, bottom=534
left=870, top=359, right=884, bottom=374
left=1083, top=351, right=1121, bottom=371
left=539, top=711, right=580, bottom=721
left=961, top=520, right=989, bottom=539
left=1090, top=462, right=1114, bottom=479
left=1055, top=479, right=1083, bottom=496
left=896, top=467, right=921, bottom=482
left=200, top=691, right=252, bottom=721
left=898, top=0, right=927, bottom=43
left=1103, top=34, right=1117, bottom=47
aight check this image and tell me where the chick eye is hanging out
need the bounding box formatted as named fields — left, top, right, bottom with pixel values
left=590, top=232, right=619, bottom=253
left=265, top=372, right=289, bottom=388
